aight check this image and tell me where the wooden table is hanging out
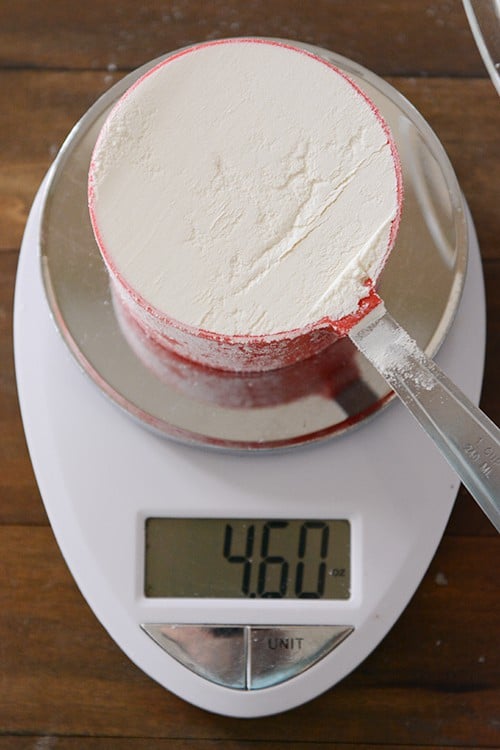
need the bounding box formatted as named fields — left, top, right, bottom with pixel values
left=1, top=1, right=498, bottom=747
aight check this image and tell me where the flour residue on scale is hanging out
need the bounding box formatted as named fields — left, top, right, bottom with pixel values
left=353, top=307, right=437, bottom=391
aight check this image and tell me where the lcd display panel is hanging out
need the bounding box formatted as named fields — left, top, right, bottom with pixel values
left=145, top=518, right=350, bottom=599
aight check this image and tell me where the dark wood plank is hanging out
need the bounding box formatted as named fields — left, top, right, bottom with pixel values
left=446, top=484, right=500, bottom=535
left=481, top=259, right=500, bottom=427
left=1, top=72, right=499, bottom=259
left=0, top=526, right=498, bottom=744
left=0, top=742, right=488, bottom=750
left=0, top=164, right=48, bottom=252
left=0, top=70, right=122, bottom=252
left=1, top=70, right=122, bottom=167
left=5, top=744, right=472, bottom=750
left=0, top=0, right=485, bottom=76
left=0, top=251, right=46, bottom=525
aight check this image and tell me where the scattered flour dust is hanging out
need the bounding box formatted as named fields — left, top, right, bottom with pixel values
left=34, top=738, right=57, bottom=750
left=434, top=571, right=448, bottom=586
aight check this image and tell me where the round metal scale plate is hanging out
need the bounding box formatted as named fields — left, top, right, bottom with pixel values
left=40, top=42, right=468, bottom=450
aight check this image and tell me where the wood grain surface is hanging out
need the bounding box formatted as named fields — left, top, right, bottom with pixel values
left=0, top=1, right=498, bottom=748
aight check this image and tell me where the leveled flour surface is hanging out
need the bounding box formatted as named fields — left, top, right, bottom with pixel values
left=89, top=40, right=401, bottom=336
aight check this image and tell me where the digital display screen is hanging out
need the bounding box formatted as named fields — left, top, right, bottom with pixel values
left=145, top=518, right=350, bottom=599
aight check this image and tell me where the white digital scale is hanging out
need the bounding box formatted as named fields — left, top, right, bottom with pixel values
left=14, top=45, right=486, bottom=717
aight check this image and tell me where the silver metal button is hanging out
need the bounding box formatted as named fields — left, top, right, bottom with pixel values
left=248, top=625, right=353, bottom=689
left=141, top=624, right=246, bottom=689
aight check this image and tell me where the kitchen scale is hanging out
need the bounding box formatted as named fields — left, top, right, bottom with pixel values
left=14, top=44, right=486, bottom=717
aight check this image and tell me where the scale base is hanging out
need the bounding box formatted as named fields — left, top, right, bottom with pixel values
left=14, top=45, right=486, bottom=717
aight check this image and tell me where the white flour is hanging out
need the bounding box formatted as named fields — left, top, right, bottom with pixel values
left=89, top=40, right=401, bottom=336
